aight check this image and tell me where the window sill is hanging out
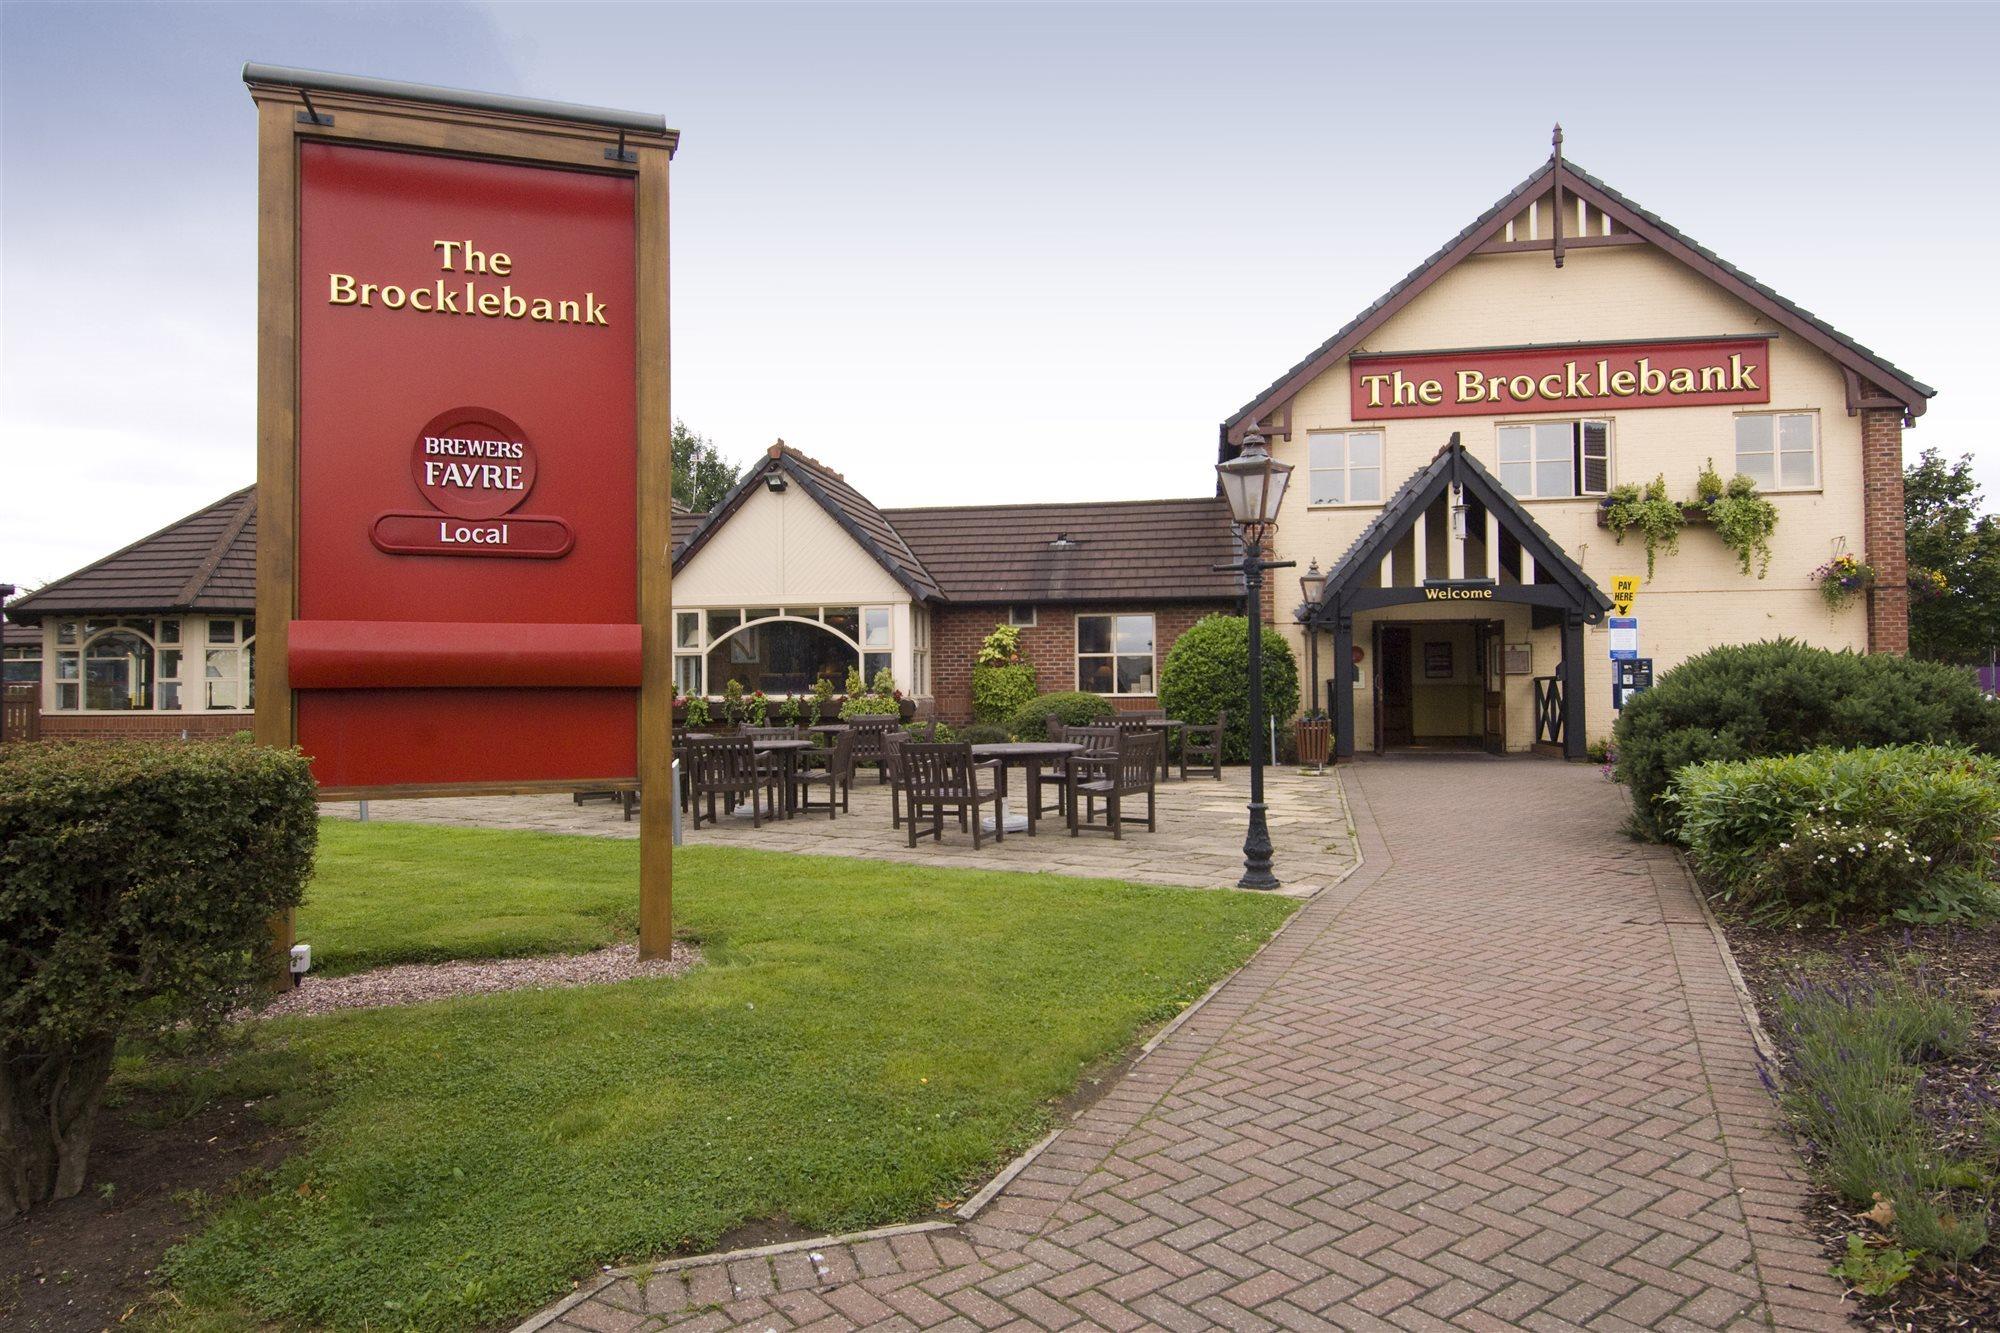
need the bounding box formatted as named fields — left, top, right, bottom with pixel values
left=1306, top=502, right=1387, bottom=512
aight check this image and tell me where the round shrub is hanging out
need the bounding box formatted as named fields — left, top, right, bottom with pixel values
left=1007, top=691, right=1114, bottom=740
left=0, top=740, right=318, bottom=1215
left=959, top=722, right=1014, bottom=745
left=1613, top=639, right=2000, bottom=841
left=971, top=663, right=1037, bottom=724
left=1671, top=745, right=2000, bottom=922
left=1158, top=614, right=1300, bottom=764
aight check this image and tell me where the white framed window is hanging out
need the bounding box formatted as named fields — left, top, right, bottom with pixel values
left=46, top=616, right=250, bottom=713
left=3, top=642, right=39, bottom=685
left=202, top=618, right=256, bottom=710
left=911, top=610, right=932, bottom=698
left=1006, top=605, right=1037, bottom=627
left=1077, top=613, right=1155, bottom=696
left=1735, top=412, right=1818, bottom=490
left=674, top=605, right=899, bottom=697
left=1307, top=430, right=1384, bottom=506
left=1497, top=419, right=1610, bottom=498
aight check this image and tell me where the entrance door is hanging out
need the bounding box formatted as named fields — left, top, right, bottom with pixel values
left=1477, top=620, right=1506, bottom=755
left=1379, top=626, right=1413, bottom=748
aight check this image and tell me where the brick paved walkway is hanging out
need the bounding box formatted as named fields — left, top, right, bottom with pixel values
left=534, top=757, right=1846, bottom=1333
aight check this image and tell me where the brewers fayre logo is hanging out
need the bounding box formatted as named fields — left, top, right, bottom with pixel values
left=370, top=407, right=575, bottom=559
left=1349, top=337, right=1771, bottom=421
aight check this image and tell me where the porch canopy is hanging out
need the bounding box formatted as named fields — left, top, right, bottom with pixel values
left=1301, top=434, right=1613, bottom=760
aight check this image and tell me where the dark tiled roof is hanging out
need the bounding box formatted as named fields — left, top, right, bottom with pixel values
left=6, top=487, right=257, bottom=622
left=670, top=509, right=704, bottom=555
left=673, top=444, right=945, bottom=602
left=885, top=497, right=1242, bottom=604
left=1223, top=155, right=1932, bottom=444
left=4, top=621, right=37, bottom=649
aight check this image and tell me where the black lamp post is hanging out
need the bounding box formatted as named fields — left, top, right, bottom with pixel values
left=1215, top=430, right=1295, bottom=890
left=1299, top=559, right=1326, bottom=714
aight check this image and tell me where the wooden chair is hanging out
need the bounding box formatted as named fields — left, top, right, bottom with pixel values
left=1070, top=732, right=1163, bottom=839
left=903, top=742, right=1004, bottom=848
left=847, top=714, right=899, bottom=783
left=792, top=728, right=860, bottom=818
left=687, top=736, right=767, bottom=829
left=1179, top=709, right=1227, bottom=781
left=883, top=730, right=913, bottom=827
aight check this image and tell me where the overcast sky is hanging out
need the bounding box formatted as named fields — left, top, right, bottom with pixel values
left=4, top=1, right=1996, bottom=587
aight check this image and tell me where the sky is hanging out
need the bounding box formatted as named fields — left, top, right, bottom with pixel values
left=3, top=1, right=1998, bottom=586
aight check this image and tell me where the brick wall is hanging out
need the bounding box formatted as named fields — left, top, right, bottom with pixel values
left=931, top=602, right=1240, bottom=723
left=38, top=712, right=251, bottom=742
left=1860, top=405, right=1910, bottom=655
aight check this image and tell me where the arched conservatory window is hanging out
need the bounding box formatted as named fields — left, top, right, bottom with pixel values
left=705, top=614, right=859, bottom=696
left=83, top=629, right=157, bottom=711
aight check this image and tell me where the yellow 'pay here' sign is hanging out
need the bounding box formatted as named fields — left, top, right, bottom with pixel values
left=1611, top=575, right=1640, bottom=616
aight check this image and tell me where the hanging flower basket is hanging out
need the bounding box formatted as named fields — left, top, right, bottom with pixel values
left=1812, top=554, right=1875, bottom=609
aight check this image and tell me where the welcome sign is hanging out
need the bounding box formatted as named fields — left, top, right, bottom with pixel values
left=1349, top=337, right=1771, bottom=421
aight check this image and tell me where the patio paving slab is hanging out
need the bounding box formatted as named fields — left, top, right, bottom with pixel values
left=521, top=755, right=1845, bottom=1332
left=325, top=766, right=1356, bottom=898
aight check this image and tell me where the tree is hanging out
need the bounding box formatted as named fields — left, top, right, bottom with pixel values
left=1905, top=448, right=2000, bottom=665
left=671, top=420, right=741, bottom=513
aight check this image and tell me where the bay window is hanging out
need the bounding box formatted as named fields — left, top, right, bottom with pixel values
left=46, top=616, right=252, bottom=712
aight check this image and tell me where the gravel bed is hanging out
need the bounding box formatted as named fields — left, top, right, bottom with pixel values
left=252, top=942, right=703, bottom=1018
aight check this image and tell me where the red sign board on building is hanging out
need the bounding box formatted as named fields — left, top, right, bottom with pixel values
left=1348, top=337, right=1772, bottom=421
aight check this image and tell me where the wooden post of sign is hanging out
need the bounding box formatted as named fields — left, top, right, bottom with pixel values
left=245, top=66, right=680, bottom=978
left=636, top=145, right=674, bottom=959
left=253, top=94, right=301, bottom=979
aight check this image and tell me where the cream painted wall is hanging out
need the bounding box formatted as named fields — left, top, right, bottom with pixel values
left=1273, top=241, right=1871, bottom=746
left=674, top=486, right=922, bottom=694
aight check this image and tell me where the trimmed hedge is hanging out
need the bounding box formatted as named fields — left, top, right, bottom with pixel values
left=1158, top=614, right=1300, bottom=764
left=1672, top=745, right=2000, bottom=923
left=1, top=740, right=318, bottom=1213
left=1007, top=691, right=1114, bottom=740
left=1611, top=639, right=2000, bottom=840
left=971, top=663, right=1037, bottom=724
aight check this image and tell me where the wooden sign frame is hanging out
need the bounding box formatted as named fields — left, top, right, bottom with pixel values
left=245, top=65, right=678, bottom=959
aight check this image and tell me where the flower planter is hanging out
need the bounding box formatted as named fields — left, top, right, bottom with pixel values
left=1295, top=717, right=1331, bottom=770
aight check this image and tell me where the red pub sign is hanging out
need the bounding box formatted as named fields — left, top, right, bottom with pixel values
left=1348, top=336, right=1771, bottom=421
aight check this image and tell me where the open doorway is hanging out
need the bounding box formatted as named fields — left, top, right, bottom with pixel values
left=1372, top=620, right=1506, bottom=754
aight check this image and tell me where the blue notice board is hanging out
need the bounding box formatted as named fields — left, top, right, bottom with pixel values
left=1607, top=616, right=1639, bottom=661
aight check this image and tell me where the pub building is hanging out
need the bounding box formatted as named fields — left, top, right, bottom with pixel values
left=5, top=138, right=1927, bottom=756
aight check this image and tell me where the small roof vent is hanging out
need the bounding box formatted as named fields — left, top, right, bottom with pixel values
left=1049, top=533, right=1079, bottom=551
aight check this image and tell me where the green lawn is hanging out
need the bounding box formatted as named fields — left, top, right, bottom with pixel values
left=163, top=823, right=1294, bottom=1332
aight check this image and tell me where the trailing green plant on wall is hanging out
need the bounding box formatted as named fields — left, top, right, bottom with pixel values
left=1703, top=468, right=1778, bottom=577
left=971, top=623, right=1038, bottom=722
left=1602, top=476, right=1684, bottom=578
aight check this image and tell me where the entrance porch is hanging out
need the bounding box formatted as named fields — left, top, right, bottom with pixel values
left=1299, top=434, right=1612, bottom=760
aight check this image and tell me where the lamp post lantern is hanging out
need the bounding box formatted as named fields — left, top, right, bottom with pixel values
left=1215, top=431, right=1296, bottom=890
left=1299, top=559, right=1326, bottom=714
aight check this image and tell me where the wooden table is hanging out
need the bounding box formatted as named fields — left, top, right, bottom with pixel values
left=685, top=734, right=817, bottom=818
left=970, top=741, right=1084, bottom=835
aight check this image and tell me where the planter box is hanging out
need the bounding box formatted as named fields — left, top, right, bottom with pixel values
left=1594, top=503, right=1713, bottom=529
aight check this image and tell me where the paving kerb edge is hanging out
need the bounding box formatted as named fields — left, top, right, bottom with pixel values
left=508, top=771, right=1366, bottom=1331
left=1674, top=846, right=1784, bottom=1070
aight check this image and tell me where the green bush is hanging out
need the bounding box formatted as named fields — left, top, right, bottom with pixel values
left=0, top=741, right=317, bottom=1215
left=1612, top=639, right=2000, bottom=840
left=1672, top=745, right=2000, bottom=923
left=959, top=723, right=1014, bottom=745
left=1007, top=691, right=1114, bottom=740
left=971, top=663, right=1037, bottom=723
left=1157, top=614, right=1300, bottom=764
